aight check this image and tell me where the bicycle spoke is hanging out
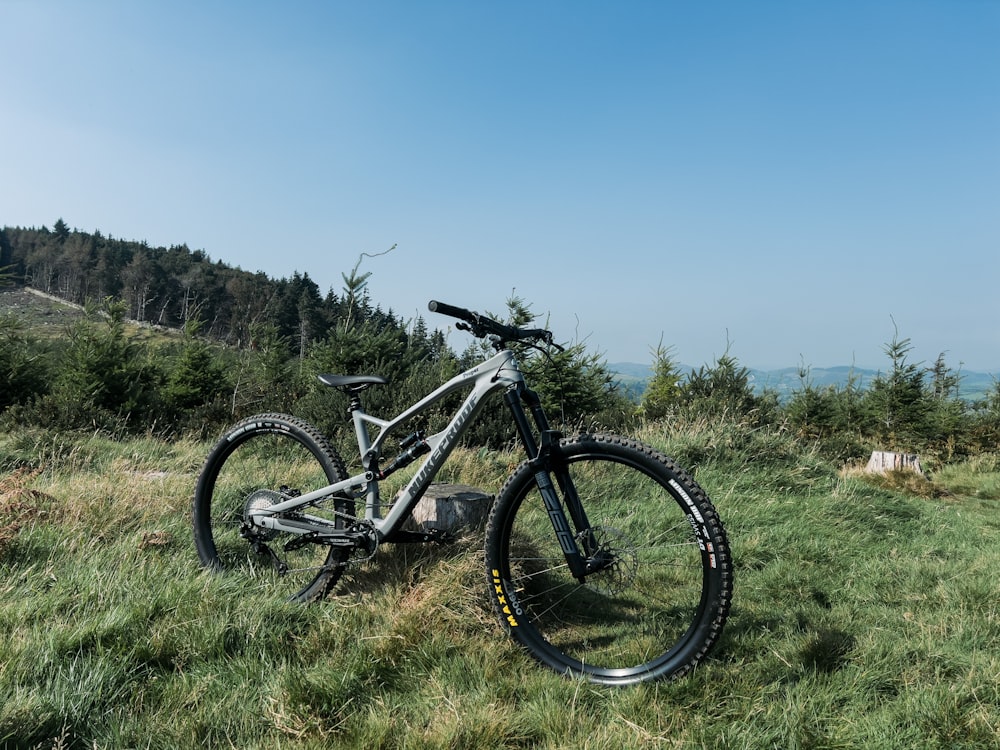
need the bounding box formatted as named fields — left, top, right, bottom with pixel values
left=193, top=414, right=354, bottom=603
left=486, top=434, right=731, bottom=684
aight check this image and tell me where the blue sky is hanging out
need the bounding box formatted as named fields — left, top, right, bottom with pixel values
left=3, top=1, right=998, bottom=371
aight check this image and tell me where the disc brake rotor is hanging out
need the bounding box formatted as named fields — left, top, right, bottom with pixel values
left=580, top=526, right=638, bottom=597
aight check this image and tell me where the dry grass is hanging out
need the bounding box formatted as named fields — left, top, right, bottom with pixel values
left=0, top=467, right=54, bottom=554
left=840, top=463, right=954, bottom=499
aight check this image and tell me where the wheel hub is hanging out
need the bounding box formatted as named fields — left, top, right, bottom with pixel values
left=580, top=526, right=638, bottom=597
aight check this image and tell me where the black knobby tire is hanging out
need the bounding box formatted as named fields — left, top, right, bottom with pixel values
left=193, top=413, right=354, bottom=603
left=485, top=433, right=732, bottom=685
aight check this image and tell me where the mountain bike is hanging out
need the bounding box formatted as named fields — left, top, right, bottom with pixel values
left=193, top=300, right=732, bottom=685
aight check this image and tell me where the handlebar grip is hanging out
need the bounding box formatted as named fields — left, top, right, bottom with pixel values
left=428, top=300, right=475, bottom=322
left=520, top=328, right=549, bottom=340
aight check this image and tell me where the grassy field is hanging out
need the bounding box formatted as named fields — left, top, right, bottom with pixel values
left=2, top=420, right=1000, bottom=749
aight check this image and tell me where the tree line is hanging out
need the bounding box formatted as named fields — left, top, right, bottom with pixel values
left=1, top=220, right=404, bottom=349
left=0, top=221, right=625, bottom=448
left=3, top=220, right=1000, bottom=465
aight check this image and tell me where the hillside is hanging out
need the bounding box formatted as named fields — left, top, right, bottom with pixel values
left=0, top=286, right=87, bottom=331
left=0, top=223, right=412, bottom=357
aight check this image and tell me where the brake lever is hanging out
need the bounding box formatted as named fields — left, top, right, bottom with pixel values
left=540, top=330, right=565, bottom=352
left=456, top=319, right=490, bottom=339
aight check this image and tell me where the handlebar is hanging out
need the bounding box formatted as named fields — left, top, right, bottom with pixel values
left=428, top=300, right=561, bottom=350
left=427, top=300, right=476, bottom=324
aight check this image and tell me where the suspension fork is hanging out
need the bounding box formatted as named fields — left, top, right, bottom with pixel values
left=503, top=386, right=599, bottom=581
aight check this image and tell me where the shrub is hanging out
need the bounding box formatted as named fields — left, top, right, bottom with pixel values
left=0, top=313, right=49, bottom=411
left=32, top=299, right=163, bottom=433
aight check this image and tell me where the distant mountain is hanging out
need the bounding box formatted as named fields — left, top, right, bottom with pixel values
left=608, top=362, right=655, bottom=401
left=609, top=363, right=998, bottom=403
left=748, top=366, right=879, bottom=399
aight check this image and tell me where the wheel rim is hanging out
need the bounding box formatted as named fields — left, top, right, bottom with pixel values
left=196, top=429, right=349, bottom=601
left=498, top=450, right=717, bottom=681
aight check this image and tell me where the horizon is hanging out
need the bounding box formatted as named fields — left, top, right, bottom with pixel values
left=606, top=358, right=1000, bottom=379
left=2, top=2, right=998, bottom=371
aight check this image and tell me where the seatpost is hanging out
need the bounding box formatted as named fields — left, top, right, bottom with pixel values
left=345, top=387, right=365, bottom=415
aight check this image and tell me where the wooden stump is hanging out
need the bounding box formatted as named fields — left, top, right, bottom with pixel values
left=864, top=451, right=924, bottom=476
left=404, top=483, right=493, bottom=533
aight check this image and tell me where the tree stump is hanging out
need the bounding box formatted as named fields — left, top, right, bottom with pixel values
left=864, top=451, right=924, bottom=476
left=404, top=483, right=493, bottom=533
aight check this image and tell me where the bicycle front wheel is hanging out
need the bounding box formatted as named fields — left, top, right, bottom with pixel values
left=485, top=433, right=732, bottom=685
left=193, top=413, right=354, bottom=603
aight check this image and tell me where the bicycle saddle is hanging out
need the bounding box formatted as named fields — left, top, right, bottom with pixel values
left=317, top=374, right=389, bottom=389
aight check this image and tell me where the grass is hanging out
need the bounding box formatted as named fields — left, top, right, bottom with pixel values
left=2, top=421, right=1000, bottom=748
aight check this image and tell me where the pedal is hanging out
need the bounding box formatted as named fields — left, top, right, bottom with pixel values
left=429, top=529, right=456, bottom=544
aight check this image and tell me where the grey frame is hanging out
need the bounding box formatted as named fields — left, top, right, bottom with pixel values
left=248, top=348, right=523, bottom=541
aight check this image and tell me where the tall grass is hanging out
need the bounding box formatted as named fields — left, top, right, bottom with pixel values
left=2, top=420, right=1000, bottom=748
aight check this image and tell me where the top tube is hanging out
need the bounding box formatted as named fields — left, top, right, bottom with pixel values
left=362, top=348, right=522, bottom=459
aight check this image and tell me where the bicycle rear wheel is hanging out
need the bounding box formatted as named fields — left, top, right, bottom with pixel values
left=193, top=413, right=354, bottom=603
left=485, top=433, right=732, bottom=685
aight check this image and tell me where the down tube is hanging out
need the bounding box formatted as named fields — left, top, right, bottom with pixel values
left=374, top=374, right=512, bottom=534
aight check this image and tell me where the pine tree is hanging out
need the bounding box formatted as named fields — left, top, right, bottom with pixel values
left=164, top=321, right=230, bottom=416
left=682, top=352, right=765, bottom=422
left=53, top=218, right=70, bottom=243
left=0, top=314, right=48, bottom=410
left=924, top=352, right=968, bottom=456
left=862, top=332, right=929, bottom=448
left=502, top=294, right=619, bottom=427
left=639, top=340, right=684, bottom=420
left=46, top=298, right=161, bottom=430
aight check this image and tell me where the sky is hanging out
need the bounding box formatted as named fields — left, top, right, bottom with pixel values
left=2, top=1, right=998, bottom=371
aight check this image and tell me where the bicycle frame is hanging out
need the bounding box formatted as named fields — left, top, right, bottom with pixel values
left=249, top=349, right=524, bottom=541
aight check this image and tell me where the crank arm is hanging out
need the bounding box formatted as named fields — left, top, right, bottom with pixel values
left=283, top=529, right=370, bottom=552
left=382, top=528, right=455, bottom=545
